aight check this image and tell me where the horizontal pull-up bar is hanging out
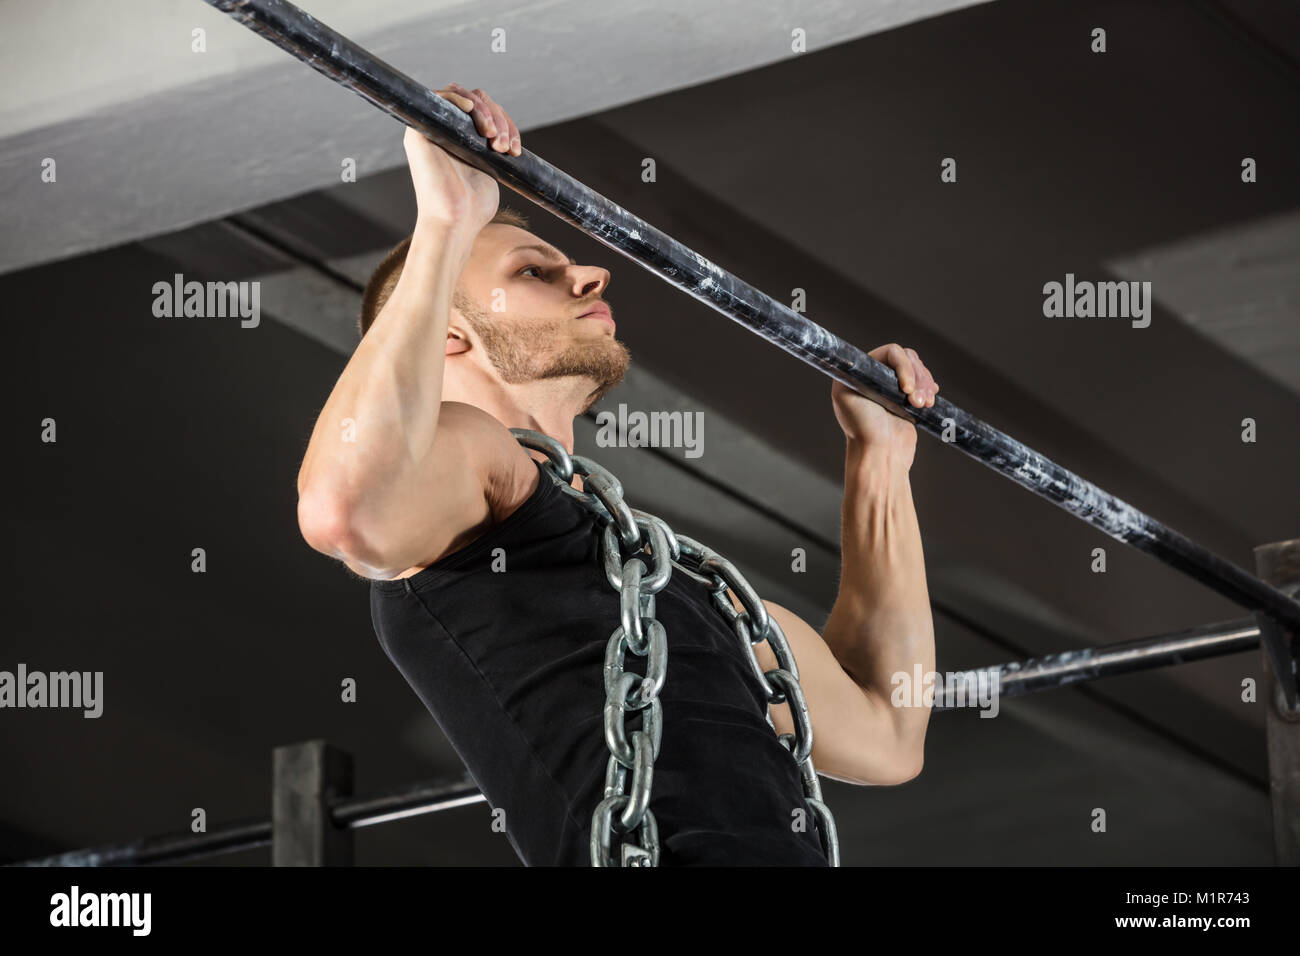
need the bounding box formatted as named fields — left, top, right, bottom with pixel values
left=202, top=0, right=1300, bottom=639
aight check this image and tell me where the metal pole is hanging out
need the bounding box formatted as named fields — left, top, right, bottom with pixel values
left=9, top=773, right=482, bottom=868
left=202, top=0, right=1300, bottom=637
left=332, top=775, right=485, bottom=829
left=272, top=740, right=354, bottom=866
left=932, top=618, right=1259, bottom=711
left=8, top=818, right=272, bottom=867
left=1253, top=540, right=1300, bottom=865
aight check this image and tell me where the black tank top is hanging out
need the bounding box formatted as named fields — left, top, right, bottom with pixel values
left=369, top=458, right=828, bottom=866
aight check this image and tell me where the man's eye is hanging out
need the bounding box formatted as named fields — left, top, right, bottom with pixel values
left=519, top=265, right=543, bottom=278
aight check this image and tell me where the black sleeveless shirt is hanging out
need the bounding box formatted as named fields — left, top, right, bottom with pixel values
left=369, top=458, right=828, bottom=866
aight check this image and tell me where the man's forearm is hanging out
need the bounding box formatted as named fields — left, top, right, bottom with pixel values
left=821, top=436, right=936, bottom=763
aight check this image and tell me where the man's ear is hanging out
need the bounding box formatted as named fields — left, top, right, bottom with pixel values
left=446, top=328, right=471, bottom=356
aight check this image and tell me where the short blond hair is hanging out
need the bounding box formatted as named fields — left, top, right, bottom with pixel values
left=358, top=206, right=532, bottom=339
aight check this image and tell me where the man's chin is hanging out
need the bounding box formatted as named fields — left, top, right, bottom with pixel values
left=583, top=358, right=631, bottom=411
left=582, top=383, right=620, bottom=413
left=581, top=366, right=628, bottom=410
left=532, top=337, right=630, bottom=409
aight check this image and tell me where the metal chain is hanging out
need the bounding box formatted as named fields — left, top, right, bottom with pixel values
left=511, top=428, right=840, bottom=867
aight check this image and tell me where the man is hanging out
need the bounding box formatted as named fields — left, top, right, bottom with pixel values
left=296, top=83, right=938, bottom=865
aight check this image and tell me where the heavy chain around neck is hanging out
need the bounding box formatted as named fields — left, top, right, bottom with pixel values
left=511, top=429, right=840, bottom=867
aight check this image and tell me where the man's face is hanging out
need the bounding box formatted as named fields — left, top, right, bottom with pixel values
left=452, top=223, right=630, bottom=409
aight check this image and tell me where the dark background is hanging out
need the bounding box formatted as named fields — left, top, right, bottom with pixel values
left=4, top=0, right=1299, bottom=865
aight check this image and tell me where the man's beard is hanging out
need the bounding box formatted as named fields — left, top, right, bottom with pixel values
left=453, top=289, right=630, bottom=410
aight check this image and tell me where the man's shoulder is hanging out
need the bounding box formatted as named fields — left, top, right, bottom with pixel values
left=437, top=401, right=541, bottom=520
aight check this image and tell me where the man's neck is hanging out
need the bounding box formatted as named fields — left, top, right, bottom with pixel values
left=464, top=378, right=592, bottom=454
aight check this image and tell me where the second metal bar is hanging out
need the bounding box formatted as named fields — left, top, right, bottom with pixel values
left=7, top=610, right=1259, bottom=870
left=932, top=618, right=1259, bottom=711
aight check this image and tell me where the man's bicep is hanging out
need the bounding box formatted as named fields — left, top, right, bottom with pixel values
left=752, top=598, right=915, bottom=786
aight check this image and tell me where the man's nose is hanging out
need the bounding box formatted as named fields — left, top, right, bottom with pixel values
left=572, top=266, right=609, bottom=298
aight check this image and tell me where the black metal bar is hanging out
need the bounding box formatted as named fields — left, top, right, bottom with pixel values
left=331, top=775, right=484, bottom=829
left=932, top=618, right=1260, bottom=711
left=9, top=818, right=272, bottom=867
left=201, top=0, right=1300, bottom=636
left=8, top=774, right=483, bottom=868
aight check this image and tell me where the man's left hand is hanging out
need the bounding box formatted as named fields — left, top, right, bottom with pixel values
left=831, top=344, right=938, bottom=462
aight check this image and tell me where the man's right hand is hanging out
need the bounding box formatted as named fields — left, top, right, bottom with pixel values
left=404, top=83, right=522, bottom=229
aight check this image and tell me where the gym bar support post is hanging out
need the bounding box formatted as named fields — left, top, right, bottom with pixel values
left=1254, top=539, right=1300, bottom=865
left=202, top=0, right=1300, bottom=682
left=273, top=740, right=354, bottom=866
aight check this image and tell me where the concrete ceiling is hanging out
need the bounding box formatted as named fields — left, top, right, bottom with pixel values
left=4, top=0, right=1299, bottom=866
left=1111, top=210, right=1300, bottom=396
left=0, top=0, right=988, bottom=275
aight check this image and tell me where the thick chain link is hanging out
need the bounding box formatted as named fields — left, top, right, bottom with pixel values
left=511, top=429, right=840, bottom=867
